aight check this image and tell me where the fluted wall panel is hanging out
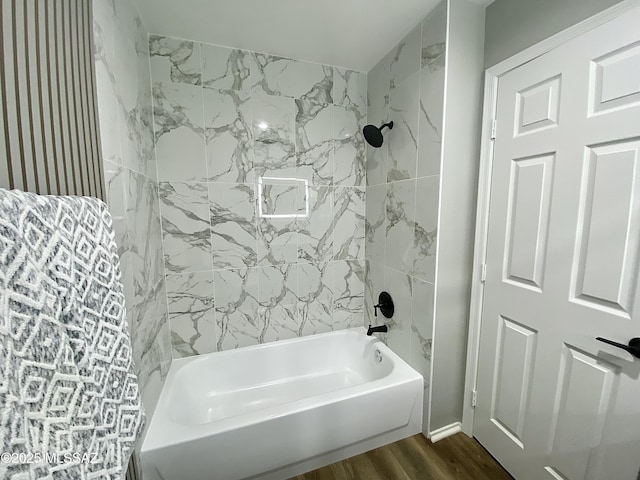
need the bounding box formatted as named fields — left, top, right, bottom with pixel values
left=0, top=0, right=103, bottom=199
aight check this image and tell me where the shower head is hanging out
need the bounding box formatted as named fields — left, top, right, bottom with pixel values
left=362, top=121, right=393, bottom=148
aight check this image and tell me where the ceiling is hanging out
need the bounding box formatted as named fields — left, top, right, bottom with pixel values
left=134, top=0, right=494, bottom=73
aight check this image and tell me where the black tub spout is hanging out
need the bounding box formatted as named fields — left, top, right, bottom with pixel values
left=367, top=324, right=388, bottom=336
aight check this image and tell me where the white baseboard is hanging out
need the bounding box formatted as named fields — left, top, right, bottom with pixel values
left=429, top=422, right=462, bottom=443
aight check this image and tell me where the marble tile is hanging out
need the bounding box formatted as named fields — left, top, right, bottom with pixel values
left=252, top=93, right=296, bottom=176
left=413, top=176, right=439, bottom=282
left=421, top=2, right=447, bottom=71
left=131, top=279, right=170, bottom=370
left=367, top=56, right=390, bottom=113
left=209, top=182, right=257, bottom=269
left=108, top=168, right=160, bottom=329
left=216, top=266, right=298, bottom=349
left=128, top=1, right=149, bottom=60
left=114, top=0, right=140, bottom=50
left=254, top=147, right=298, bottom=179
left=103, top=160, right=127, bottom=254
left=259, top=263, right=298, bottom=307
left=387, top=24, right=422, bottom=91
left=409, top=277, right=434, bottom=379
left=214, top=267, right=261, bottom=350
left=334, top=105, right=366, bottom=187
left=366, top=143, right=388, bottom=188
left=256, top=179, right=298, bottom=265
left=149, top=35, right=201, bottom=86
left=127, top=171, right=166, bottom=305
left=153, top=82, right=206, bottom=182
left=385, top=179, right=416, bottom=273
left=201, top=44, right=253, bottom=92
left=258, top=304, right=299, bottom=343
left=417, top=53, right=445, bottom=178
left=138, top=88, right=158, bottom=181
left=384, top=267, right=413, bottom=364
left=258, top=177, right=300, bottom=217
left=120, top=113, right=146, bottom=177
left=94, top=60, right=122, bottom=166
left=93, top=0, right=116, bottom=65
left=364, top=260, right=386, bottom=325
left=388, top=72, right=420, bottom=181
left=298, top=186, right=333, bottom=263
left=143, top=179, right=166, bottom=277
left=137, top=312, right=171, bottom=417
left=365, top=184, right=387, bottom=265
left=333, top=260, right=365, bottom=329
left=366, top=56, right=391, bottom=187
left=296, top=99, right=334, bottom=185
left=131, top=278, right=170, bottom=412
left=95, top=0, right=171, bottom=422
left=134, top=33, right=158, bottom=180
left=117, top=35, right=153, bottom=176
left=257, top=219, right=298, bottom=265
left=251, top=53, right=296, bottom=98
left=252, top=92, right=295, bottom=142
left=294, top=61, right=333, bottom=103
left=334, top=68, right=366, bottom=113
left=159, top=182, right=212, bottom=273
left=113, top=25, right=138, bottom=111
left=297, top=262, right=334, bottom=336
left=333, top=187, right=365, bottom=260
left=166, top=272, right=216, bottom=358
left=203, top=89, right=253, bottom=183
left=365, top=105, right=390, bottom=187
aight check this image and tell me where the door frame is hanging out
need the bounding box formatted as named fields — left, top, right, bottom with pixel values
left=461, top=0, right=640, bottom=436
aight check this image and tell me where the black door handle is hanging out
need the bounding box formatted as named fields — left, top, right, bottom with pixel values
left=596, top=337, right=640, bottom=359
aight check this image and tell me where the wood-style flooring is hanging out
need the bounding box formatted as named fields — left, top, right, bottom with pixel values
left=291, top=433, right=514, bottom=480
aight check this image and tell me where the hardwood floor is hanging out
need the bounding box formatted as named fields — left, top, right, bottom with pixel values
left=291, top=433, right=514, bottom=480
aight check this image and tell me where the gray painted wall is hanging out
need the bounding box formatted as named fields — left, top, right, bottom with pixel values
left=430, top=0, right=485, bottom=432
left=484, top=0, right=623, bottom=67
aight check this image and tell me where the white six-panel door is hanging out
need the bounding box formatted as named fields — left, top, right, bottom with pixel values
left=474, top=5, right=640, bottom=480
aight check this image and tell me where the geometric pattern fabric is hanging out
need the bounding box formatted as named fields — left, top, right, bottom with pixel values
left=0, top=189, right=144, bottom=479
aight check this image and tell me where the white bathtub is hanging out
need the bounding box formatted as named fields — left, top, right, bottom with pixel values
left=140, top=327, right=423, bottom=480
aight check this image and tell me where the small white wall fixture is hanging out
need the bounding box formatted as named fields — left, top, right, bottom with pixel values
left=461, top=0, right=640, bottom=436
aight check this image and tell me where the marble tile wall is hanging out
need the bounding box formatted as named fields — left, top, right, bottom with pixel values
left=365, top=1, right=446, bottom=406
left=93, top=0, right=171, bottom=419
left=149, top=35, right=368, bottom=357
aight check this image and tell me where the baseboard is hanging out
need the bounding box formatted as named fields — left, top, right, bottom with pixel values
left=429, top=422, right=462, bottom=443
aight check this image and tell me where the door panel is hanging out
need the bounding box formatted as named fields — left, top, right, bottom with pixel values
left=491, top=317, right=537, bottom=447
left=475, top=5, right=640, bottom=480
left=571, top=140, right=640, bottom=317
left=590, top=41, right=640, bottom=114
left=515, top=75, right=561, bottom=136
left=545, top=345, right=620, bottom=480
left=504, top=154, right=554, bottom=290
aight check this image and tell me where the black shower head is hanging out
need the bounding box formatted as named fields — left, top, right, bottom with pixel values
left=363, top=121, right=394, bottom=148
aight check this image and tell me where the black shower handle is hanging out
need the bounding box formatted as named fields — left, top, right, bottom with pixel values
left=372, top=292, right=394, bottom=319
left=596, top=337, right=640, bottom=359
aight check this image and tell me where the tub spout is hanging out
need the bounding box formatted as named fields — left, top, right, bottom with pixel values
left=367, top=324, right=388, bottom=336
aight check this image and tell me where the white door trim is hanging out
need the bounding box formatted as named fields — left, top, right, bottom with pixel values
left=461, top=0, right=640, bottom=436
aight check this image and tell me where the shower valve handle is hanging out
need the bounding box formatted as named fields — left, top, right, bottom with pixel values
left=373, top=301, right=388, bottom=317
left=373, top=292, right=394, bottom=319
